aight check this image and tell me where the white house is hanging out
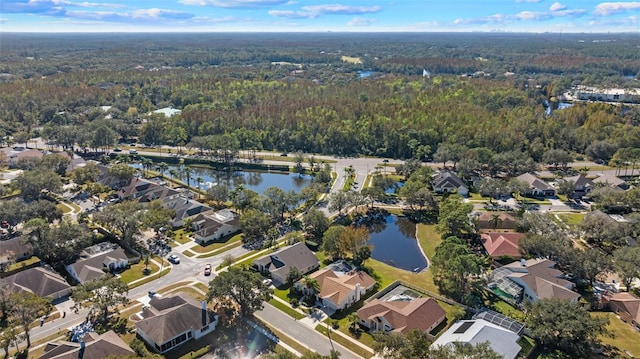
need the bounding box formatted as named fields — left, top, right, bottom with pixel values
left=431, top=318, right=522, bottom=359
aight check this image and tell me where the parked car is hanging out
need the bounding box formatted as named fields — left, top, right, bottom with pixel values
left=204, top=264, right=212, bottom=276
left=168, top=254, right=180, bottom=264
left=129, top=149, right=138, bottom=155
left=113, top=148, right=122, bottom=152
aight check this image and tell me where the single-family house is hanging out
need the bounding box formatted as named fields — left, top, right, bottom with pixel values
left=480, top=232, right=524, bottom=260
left=39, top=330, right=134, bottom=359
left=562, top=174, right=594, bottom=198
left=603, top=292, right=640, bottom=330
left=477, top=212, right=518, bottom=231
left=163, top=196, right=212, bottom=228
left=118, top=178, right=160, bottom=200
left=137, top=186, right=181, bottom=203
left=66, top=244, right=129, bottom=284
left=307, top=269, right=376, bottom=311
left=490, top=259, right=580, bottom=303
left=432, top=171, right=469, bottom=197
left=0, top=147, right=44, bottom=168
left=2, top=267, right=71, bottom=300
left=592, top=173, right=629, bottom=190
left=357, top=297, right=446, bottom=335
left=135, top=293, right=218, bottom=353
left=430, top=318, right=522, bottom=359
left=191, top=209, right=241, bottom=244
left=516, top=173, right=556, bottom=197
left=253, top=243, right=320, bottom=287
left=0, top=236, right=34, bottom=264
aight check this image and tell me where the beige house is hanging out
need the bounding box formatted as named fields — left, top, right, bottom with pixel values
left=306, top=269, right=376, bottom=311
left=357, top=297, right=446, bottom=335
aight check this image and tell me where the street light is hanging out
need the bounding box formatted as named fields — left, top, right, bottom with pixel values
left=326, top=323, right=335, bottom=351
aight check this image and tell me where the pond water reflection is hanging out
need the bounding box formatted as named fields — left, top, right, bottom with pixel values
left=366, top=214, right=428, bottom=272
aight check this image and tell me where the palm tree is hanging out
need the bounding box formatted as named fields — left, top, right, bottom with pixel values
left=348, top=313, right=359, bottom=332
left=301, top=275, right=320, bottom=300
left=488, top=214, right=503, bottom=230
left=183, top=166, right=193, bottom=188
left=140, top=157, right=153, bottom=178
left=156, top=162, right=169, bottom=178
left=168, top=169, right=178, bottom=180
left=196, top=176, right=204, bottom=198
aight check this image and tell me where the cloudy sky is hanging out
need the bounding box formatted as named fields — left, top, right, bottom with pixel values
left=1, top=0, right=639, bottom=32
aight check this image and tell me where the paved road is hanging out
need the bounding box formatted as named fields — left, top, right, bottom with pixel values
left=255, top=303, right=360, bottom=359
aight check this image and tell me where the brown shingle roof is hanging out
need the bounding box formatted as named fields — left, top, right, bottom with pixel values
left=136, top=293, right=216, bottom=346
left=311, top=269, right=376, bottom=307
left=608, top=292, right=640, bottom=323
left=2, top=267, right=70, bottom=299
left=39, top=330, right=134, bottom=359
left=357, top=297, right=446, bottom=334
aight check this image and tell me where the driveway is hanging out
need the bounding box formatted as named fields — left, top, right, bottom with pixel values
left=255, top=303, right=361, bottom=359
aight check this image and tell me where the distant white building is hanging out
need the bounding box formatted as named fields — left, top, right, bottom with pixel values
left=574, top=86, right=640, bottom=103
left=431, top=318, right=522, bottom=359
left=152, top=107, right=182, bottom=117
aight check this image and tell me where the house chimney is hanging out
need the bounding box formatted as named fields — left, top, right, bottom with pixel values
left=78, top=340, right=85, bottom=359
left=520, top=258, right=526, bottom=267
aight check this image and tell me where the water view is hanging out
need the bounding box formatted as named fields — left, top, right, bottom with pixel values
left=366, top=214, right=428, bottom=272
left=137, top=164, right=311, bottom=194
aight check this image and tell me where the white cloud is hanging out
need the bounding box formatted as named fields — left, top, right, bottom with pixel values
left=301, top=4, right=382, bottom=15
left=269, top=3, right=382, bottom=19
left=514, top=11, right=549, bottom=20
left=65, top=8, right=194, bottom=22
left=179, top=0, right=288, bottom=8
left=347, top=17, right=378, bottom=26
left=515, top=0, right=543, bottom=2
left=454, top=13, right=506, bottom=25
left=549, top=2, right=566, bottom=11
left=593, top=2, right=640, bottom=16
left=268, top=9, right=316, bottom=18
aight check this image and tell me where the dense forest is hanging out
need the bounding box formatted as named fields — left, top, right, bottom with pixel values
left=0, top=32, right=638, bottom=162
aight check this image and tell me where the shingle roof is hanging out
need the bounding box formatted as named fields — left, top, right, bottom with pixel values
left=254, top=242, right=319, bottom=279
left=480, top=232, right=523, bottom=259
left=477, top=212, right=517, bottom=230
left=0, top=237, right=32, bottom=261
left=67, top=248, right=128, bottom=283
left=311, top=269, right=376, bottom=307
left=592, top=173, right=627, bottom=188
left=135, top=293, right=216, bottom=345
left=358, top=297, right=446, bottom=334
left=608, top=292, right=640, bottom=323
left=433, top=171, right=467, bottom=190
left=516, top=173, right=553, bottom=191
left=504, top=259, right=580, bottom=301
left=39, top=330, right=134, bottom=359
left=2, top=267, right=70, bottom=299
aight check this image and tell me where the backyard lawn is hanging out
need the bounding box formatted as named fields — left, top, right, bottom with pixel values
left=557, top=212, right=585, bottom=227
left=592, top=312, right=640, bottom=358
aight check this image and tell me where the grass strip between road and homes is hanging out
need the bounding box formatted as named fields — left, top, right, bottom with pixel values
left=267, top=298, right=305, bottom=320
left=190, top=233, right=242, bottom=253
left=128, top=267, right=171, bottom=289
left=315, top=324, right=373, bottom=359
left=119, top=261, right=160, bottom=283
left=257, top=319, right=311, bottom=356
left=158, top=281, right=194, bottom=294
left=198, top=240, right=244, bottom=259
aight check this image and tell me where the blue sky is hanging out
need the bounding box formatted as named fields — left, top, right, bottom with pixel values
left=1, top=0, right=638, bottom=32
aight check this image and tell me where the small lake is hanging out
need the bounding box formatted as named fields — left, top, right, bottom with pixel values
left=366, top=214, right=428, bottom=272
left=358, top=70, right=373, bottom=78
left=134, top=164, right=311, bottom=194
left=385, top=181, right=404, bottom=194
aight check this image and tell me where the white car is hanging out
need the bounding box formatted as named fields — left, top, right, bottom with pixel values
left=168, top=254, right=180, bottom=264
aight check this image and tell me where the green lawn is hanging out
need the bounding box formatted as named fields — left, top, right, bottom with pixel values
left=316, top=324, right=373, bottom=359
left=198, top=240, right=244, bottom=258
left=592, top=312, right=640, bottom=358
left=128, top=267, right=171, bottom=289
left=268, top=298, right=305, bottom=320
left=119, top=260, right=160, bottom=283
left=557, top=212, right=585, bottom=227
left=6, top=256, right=40, bottom=272
left=172, top=228, right=194, bottom=244
left=190, top=233, right=243, bottom=253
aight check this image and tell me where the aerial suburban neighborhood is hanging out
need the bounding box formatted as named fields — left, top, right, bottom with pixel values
left=1, top=30, right=640, bottom=359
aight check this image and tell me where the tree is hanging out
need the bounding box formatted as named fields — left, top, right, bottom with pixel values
left=579, top=211, right=628, bottom=252
left=230, top=185, right=259, bottom=213
left=206, top=183, right=230, bottom=208
left=300, top=275, right=320, bottom=300
left=39, top=153, right=71, bottom=176
left=25, top=218, right=91, bottom=264
left=431, top=236, right=484, bottom=305
left=555, top=179, right=576, bottom=197
left=71, top=275, right=129, bottom=322
left=286, top=267, right=302, bottom=286
left=372, top=328, right=431, bottom=359
left=340, top=226, right=370, bottom=257
left=93, top=201, right=143, bottom=247
left=261, top=187, right=298, bottom=222
left=206, top=267, right=272, bottom=317
left=613, top=246, right=640, bottom=291
left=323, top=226, right=347, bottom=260
left=12, top=169, right=62, bottom=200
left=569, top=248, right=612, bottom=285
left=303, top=209, right=330, bottom=242
left=353, top=245, right=372, bottom=267
left=70, top=162, right=101, bottom=185
left=542, top=149, right=572, bottom=170
left=436, top=195, right=474, bottom=238
left=142, top=200, right=175, bottom=235
left=329, top=191, right=350, bottom=214
left=294, top=152, right=305, bottom=177
left=107, top=163, right=136, bottom=187
left=400, top=181, right=436, bottom=211
left=526, top=298, right=609, bottom=357
left=8, top=292, right=50, bottom=348
left=429, top=342, right=501, bottom=359
left=585, top=141, right=617, bottom=163
left=239, top=209, right=271, bottom=243
left=487, top=214, right=503, bottom=230
left=155, top=162, right=169, bottom=178
left=0, top=324, right=18, bottom=359
left=477, top=177, right=508, bottom=200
